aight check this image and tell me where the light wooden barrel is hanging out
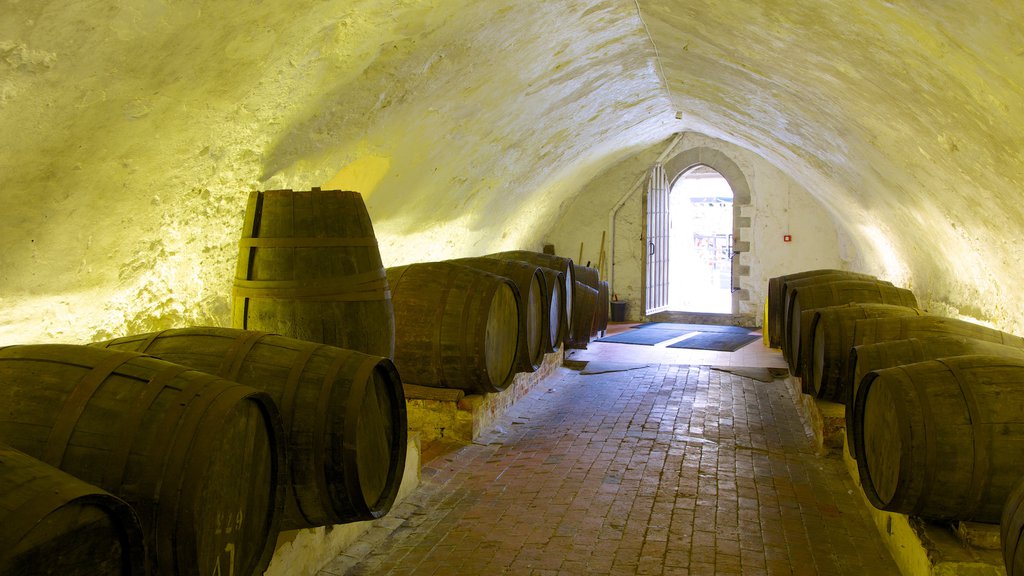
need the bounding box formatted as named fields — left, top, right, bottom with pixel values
left=489, top=251, right=575, bottom=343
left=786, top=280, right=916, bottom=374
left=387, top=262, right=520, bottom=394
left=0, top=345, right=285, bottom=576
left=0, top=444, right=146, bottom=576
left=852, top=315, right=1024, bottom=349
left=767, top=270, right=877, bottom=350
left=853, top=355, right=1024, bottom=522
left=1002, top=475, right=1024, bottom=576
left=232, top=188, right=394, bottom=359
left=450, top=257, right=547, bottom=372
left=94, top=327, right=407, bottom=528
left=803, top=303, right=923, bottom=400
left=845, top=336, right=1024, bottom=460
left=565, top=281, right=598, bottom=350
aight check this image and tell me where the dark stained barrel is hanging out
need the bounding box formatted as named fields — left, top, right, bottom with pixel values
left=595, top=280, right=610, bottom=334
left=804, top=303, right=923, bottom=400
left=232, top=188, right=394, bottom=359
left=767, top=270, right=878, bottom=351
left=786, top=281, right=916, bottom=374
left=387, top=262, right=520, bottom=394
left=450, top=257, right=547, bottom=372
left=489, top=251, right=575, bottom=345
left=852, top=315, right=1024, bottom=349
left=1002, top=475, right=1024, bottom=576
left=781, top=274, right=889, bottom=362
left=0, top=444, right=146, bottom=576
left=565, top=281, right=598, bottom=350
left=574, top=266, right=601, bottom=341
left=94, top=327, right=407, bottom=528
left=0, top=345, right=285, bottom=576
left=853, top=355, right=1024, bottom=522
left=845, top=336, right=1024, bottom=460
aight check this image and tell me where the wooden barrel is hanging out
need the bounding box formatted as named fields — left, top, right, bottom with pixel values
left=386, top=262, right=520, bottom=394
left=94, top=327, right=407, bottom=529
left=786, top=280, right=916, bottom=374
left=1002, top=475, right=1024, bottom=576
left=489, top=251, right=575, bottom=341
left=232, top=188, right=394, bottom=359
left=803, top=303, right=923, bottom=400
left=853, top=355, right=1024, bottom=522
left=845, top=336, right=1024, bottom=460
left=574, top=266, right=601, bottom=340
left=767, top=269, right=877, bottom=350
left=565, top=281, right=598, bottom=350
left=0, top=444, right=146, bottom=576
left=595, top=280, right=610, bottom=334
left=852, top=315, right=1024, bottom=349
left=450, top=257, right=547, bottom=372
left=0, top=345, right=285, bottom=576
left=780, top=273, right=887, bottom=361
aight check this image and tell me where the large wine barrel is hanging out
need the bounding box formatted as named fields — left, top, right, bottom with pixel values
left=489, top=251, right=575, bottom=343
left=781, top=274, right=888, bottom=361
left=852, top=315, right=1024, bottom=349
left=595, top=280, right=610, bottom=334
left=0, top=345, right=285, bottom=576
left=387, top=262, right=520, bottom=394
left=535, top=267, right=565, bottom=351
left=94, top=327, right=407, bottom=528
left=804, top=303, right=923, bottom=400
left=450, top=257, right=547, bottom=372
left=786, top=280, right=916, bottom=374
left=0, top=444, right=146, bottom=576
left=845, top=336, right=1024, bottom=460
left=853, top=355, right=1024, bottom=522
left=767, top=270, right=878, bottom=351
left=565, top=281, right=598, bottom=350
left=1002, top=475, right=1024, bottom=576
left=574, top=266, right=601, bottom=340
left=232, top=188, right=394, bottom=359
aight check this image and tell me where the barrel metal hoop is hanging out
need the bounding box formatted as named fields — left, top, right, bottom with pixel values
left=342, top=356, right=379, bottom=517
left=434, top=267, right=454, bottom=387
left=237, top=236, right=379, bottom=248
left=138, top=329, right=172, bottom=354
left=910, top=365, right=938, bottom=516
left=218, top=331, right=267, bottom=382
left=943, top=358, right=988, bottom=517
left=42, top=351, right=139, bottom=467
left=280, top=343, right=319, bottom=433
left=314, top=351, right=353, bottom=522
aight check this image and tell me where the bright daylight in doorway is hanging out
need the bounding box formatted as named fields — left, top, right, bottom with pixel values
left=669, top=166, right=734, bottom=313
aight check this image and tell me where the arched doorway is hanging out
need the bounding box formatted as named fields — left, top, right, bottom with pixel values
left=669, top=165, right=734, bottom=313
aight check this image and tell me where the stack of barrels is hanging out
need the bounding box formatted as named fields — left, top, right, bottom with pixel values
left=768, top=268, right=1024, bottom=575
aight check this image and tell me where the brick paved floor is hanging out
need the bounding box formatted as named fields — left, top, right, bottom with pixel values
left=320, top=363, right=899, bottom=575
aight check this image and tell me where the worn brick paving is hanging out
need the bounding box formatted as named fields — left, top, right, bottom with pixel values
left=320, top=364, right=899, bottom=575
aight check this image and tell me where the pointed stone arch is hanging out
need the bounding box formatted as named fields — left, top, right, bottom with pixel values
left=661, top=147, right=753, bottom=317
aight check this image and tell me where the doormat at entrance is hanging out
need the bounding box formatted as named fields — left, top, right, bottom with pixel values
left=667, top=331, right=760, bottom=352
left=596, top=328, right=689, bottom=346
left=633, top=322, right=755, bottom=334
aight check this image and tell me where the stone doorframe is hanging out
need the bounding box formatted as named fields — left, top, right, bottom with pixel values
left=659, top=146, right=753, bottom=319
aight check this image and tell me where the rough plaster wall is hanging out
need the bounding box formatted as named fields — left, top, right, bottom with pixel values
left=2, top=0, right=1024, bottom=345
left=544, top=133, right=844, bottom=322
left=0, top=0, right=672, bottom=345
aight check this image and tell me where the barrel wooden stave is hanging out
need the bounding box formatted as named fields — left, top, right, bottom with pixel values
left=0, top=344, right=284, bottom=576
left=786, top=280, right=916, bottom=374
left=804, top=303, right=923, bottom=400
left=565, top=281, right=598, bottom=350
left=450, top=257, right=547, bottom=372
left=773, top=271, right=881, bottom=356
left=854, top=355, right=1024, bottom=522
left=232, top=189, right=395, bottom=359
left=0, top=444, right=147, bottom=576
left=387, top=262, right=520, bottom=394
left=95, top=327, right=408, bottom=528
left=1002, top=475, right=1024, bottom=576
left=845, top=336, right=1024, bottom=460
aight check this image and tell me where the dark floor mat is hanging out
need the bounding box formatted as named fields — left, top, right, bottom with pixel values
left=634, top=322, right=756, bottom=334
left=667, top=332, right=761, bottom=352
left=596, top=329, right=690, bottom=346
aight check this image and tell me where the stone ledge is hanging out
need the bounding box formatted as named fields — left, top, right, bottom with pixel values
left=786, top=374, right=1006, bottom=576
